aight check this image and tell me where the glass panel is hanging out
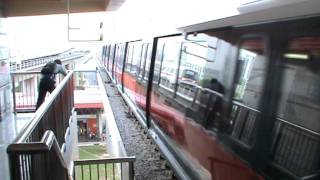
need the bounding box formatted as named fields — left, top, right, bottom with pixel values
left=229, top=38, right=266, bottom=146
left=272, top=36, right=320, bottom=178
left=233, top=39, right=266, bottom=107
left=123, top=42, right=142, bottom=106
left=108, top=45, right=115, bottom=72
left=278, top=37, right=320, bottom=131
left=143, top=44, right=152, bottom=81
left=115, top=44, right=124, bottom=83
left=138, top=44, right=148, bottom=79
left=153, top=43, right=165, bottom=84
left=103, top=45, right=109, bottom=66
left=180, top=35, right=227, bottom=129
left=159, top=38, right=181, bottom=92
left=130, top=43, right=142, bottom=76
left=150, top=33, right=260, bottom=180
left=125, top=44, right=134, bottom=72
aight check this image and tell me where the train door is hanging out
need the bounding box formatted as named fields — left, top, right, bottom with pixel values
left=101, top=45, right=106, bottom=66
left=123, top=42, right=135, bottom=96
left=122, top=41, right=145, bottom=116
left=105, top=45, right=110, bottom=68
left=113, top=44, right=120, bottom=83
left=114, top=43, right=125, bottom=91
left=215, top=24, right=275, bottom=177
left=150, top=33, right=265, bottom=179
left=266, top=17, right=320, bottom=179
left=108, top=44, right=115, bottom=75
left=108, top=45, right=111, bottom=72
left=135, top=43, right=152, bottom=119
left=150, top=36, right=182, bottom=137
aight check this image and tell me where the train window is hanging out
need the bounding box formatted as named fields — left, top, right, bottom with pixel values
left=143, top=44, right=152, bottom=81
left=113, top=45, right=120, bottom=81
left=159, top=37, right=181, bottom=92
left=102, top=45, right=106, bottom=65
left=153, top=43, right=165, bottom=84
left=105, top=45, right=109, bottom=67
left=105, top=45, right=109, bottom=69
left=138, top=44, right=148, bottom=79
left=108, top=45, right=115, bottom=72
left=229, top=38, right=266, bottom=146
left=116, top=44, right=125, bottom=70
left=271, top=36, right=320, bottom=178
left=182, top=33, right=230, bottom=129
left=106, top=45, right=110, bottom=70
left=130, top=42, right=142, bottom=76
left=125, top=43, right=134, bottom=72
left=177, top=40, right=216, bottom=100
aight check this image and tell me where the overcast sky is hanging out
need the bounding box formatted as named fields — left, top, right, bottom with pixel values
left=3, top=0, right=248, bottom=61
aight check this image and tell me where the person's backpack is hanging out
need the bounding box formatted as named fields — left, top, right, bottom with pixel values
left=41, top=61, right=56, bottom=74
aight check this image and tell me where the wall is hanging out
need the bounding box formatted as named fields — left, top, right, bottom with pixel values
left=0, top=0, right=3, bottom=17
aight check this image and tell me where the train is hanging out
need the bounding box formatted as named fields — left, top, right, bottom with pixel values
left=98, top=0, right=320, bottom=179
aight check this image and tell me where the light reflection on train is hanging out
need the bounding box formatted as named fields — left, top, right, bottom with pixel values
left=100, top=15, right=320, bottom=180
left=0, top=33, right=12, bottom=120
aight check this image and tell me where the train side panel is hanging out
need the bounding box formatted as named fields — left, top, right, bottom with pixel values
left=99, top=15, right=320, bottom=180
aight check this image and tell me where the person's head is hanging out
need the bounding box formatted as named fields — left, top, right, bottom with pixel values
left=54, top=59, right=62, bottom=65
left=210, top=78, right=218, bottom=84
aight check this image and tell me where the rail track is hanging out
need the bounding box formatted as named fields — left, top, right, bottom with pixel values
left=99, top=68, right=176, bottom=180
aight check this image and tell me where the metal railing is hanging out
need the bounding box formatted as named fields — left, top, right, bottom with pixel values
left=10, top=52, right=87, bottom=72
left=7, top=130, right=70, bottom=180
left=7, top=72, right=75, bottom=180
left=223, top=99, right=320, bottom=179
left=73, top=157, right=136, bottom=180
left=271, top=118, right=320, bottom=179
left=11, top=71, right=64, bottom=112
left=229, top=101, right=260, bottom=146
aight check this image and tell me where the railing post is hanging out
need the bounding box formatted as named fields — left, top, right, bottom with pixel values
left=129, top=161, right=134, bottom=180
left=8, top=153, right=21, bottom=180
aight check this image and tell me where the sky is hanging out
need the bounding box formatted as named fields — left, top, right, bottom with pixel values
left=4, top=12, right=104, bottom=61
left=2, top=0, right=252, bottom=61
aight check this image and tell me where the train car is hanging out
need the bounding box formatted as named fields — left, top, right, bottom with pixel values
left=99, top=0, right=320, bottom=179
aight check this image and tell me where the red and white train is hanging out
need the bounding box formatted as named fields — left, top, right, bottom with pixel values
left=99, top=0, right=320, bottom=179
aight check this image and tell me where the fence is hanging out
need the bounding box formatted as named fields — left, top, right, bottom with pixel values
left=7, top=72, right=75, bottom=180
left=11, top=71, right=64, bottom=112
left=74, top=157, right=136, bottom=180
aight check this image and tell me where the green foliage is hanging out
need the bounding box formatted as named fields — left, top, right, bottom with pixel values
left=76, top=145, right=120, bottom=180
left=200, top=78, right=211, bottom=87
left=79, top=145, right=107, bottom=159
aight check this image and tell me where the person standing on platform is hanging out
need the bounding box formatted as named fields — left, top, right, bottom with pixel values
left=36, top=59, right=67, bottom=109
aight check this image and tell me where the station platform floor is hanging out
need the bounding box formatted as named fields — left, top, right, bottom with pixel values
left=0, top=112, right=34, bottom=180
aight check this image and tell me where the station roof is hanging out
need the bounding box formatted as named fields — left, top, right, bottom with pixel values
left=4, top=0, right=126, bottom=17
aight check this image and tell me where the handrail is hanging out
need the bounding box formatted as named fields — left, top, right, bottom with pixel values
left=11, top=71, right=41, bottom=75
left=197, top=84, right=320, bottom=138
left=11, top=48, right=74, bottom=62
left=189, top=41, right=217, bottom=50
left=182, top=49, right=214, bottom=62
left=7, top=130, right=68, bottom=169
left=200, top=87, right=224, bottom=98
left=7, top=130, right=70, bottom=180
left=10, top=52, right=86, bottom=72
left=231, top=99, right=261, bottom=113
left=74, top=156, right=136, bottom=165
left=302, top=171, right=320, bottom=180
left=12, top=71, right=73, bottom=144
left=74, top=156, right=136, bottom=180
left=276, top=117, right=320, bottom=137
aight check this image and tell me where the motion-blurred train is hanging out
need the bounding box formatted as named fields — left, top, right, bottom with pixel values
left=99, top=0, right=320, bottom=179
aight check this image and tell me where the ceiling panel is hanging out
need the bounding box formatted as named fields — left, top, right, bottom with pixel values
left=4, top=0, right=125, bottom=17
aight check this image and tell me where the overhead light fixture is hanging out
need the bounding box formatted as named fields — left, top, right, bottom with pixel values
left=284, top=53, right=309, bottom=60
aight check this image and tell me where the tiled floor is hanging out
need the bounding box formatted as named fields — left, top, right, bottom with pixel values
left=0, top=112, right=34, bottom=180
